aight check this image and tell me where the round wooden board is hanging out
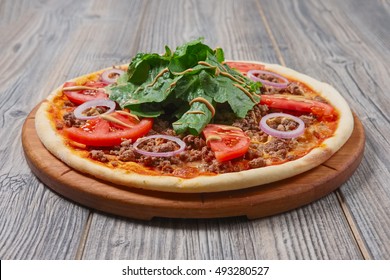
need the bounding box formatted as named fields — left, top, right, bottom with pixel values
left=22, top=105, right=365, bottom=220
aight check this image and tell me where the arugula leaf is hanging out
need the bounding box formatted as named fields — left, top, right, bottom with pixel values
left=107, top=38, right=262, bottom=135
left=173, top=91, right=214, bottom=135
left=124, top=103, right=164, bottom=118
left=172, top=74, right=214, bottom=135
left=214, top=47, right=224, bottom=63
left=127, top=53, right=170, bottom=84
left=168, top=38, right=214, bottom=73
left=108, top=63, right=177, bottom=113
left=195, top=53, right=261, bottom=118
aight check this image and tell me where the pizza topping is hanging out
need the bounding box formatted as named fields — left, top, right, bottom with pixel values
left=189, top=97, right=216, bottom=117
left=63, top=112, right=153, bottom=147
left=248, top=69, right=289, bottom=88
left=63, top=85, right=107, bottom=92
left=73, top=99, right=116, bottom=120
left=232, top=83, right=259, bottom=103
left=260, top=113, right=305, bottom=139
left=47, top=51, right=341, bottom=177
left=205, top=135, right=222, bottom=144
left=63, top=112, right=86, bottom=128
left=63, top=81, right=109, bottom=105
left=115, top=110, right=140, bottom=121
left=107, top=38, right=261, bottom=135
left=224, top=61, right=265, bottom=74
left=260, top=94, right=335, bottom=119
left=202, top=124, right=250, bottom=162
left=90, top=150, right=109, bottom=162
left=133, top=135, right=186, bottom=157
left=101, top=68, right=125, bottom=84
left=99, top=114, right=135, bottom=128
left=68, top=140, right=87, bottom=149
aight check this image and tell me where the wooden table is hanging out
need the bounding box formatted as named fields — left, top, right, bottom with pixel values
left=1, top=0, right=389, bottom=260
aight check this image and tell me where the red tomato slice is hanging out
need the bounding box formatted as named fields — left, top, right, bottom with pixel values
left=225, top=61, right=265, bottom=74
left=64, top=112, right=153, bottom=147
left=63, top=81, right=109, bottom=105
left=202, top=124, right=250, bottom=162
left=260, top=95, right=335, bottom=119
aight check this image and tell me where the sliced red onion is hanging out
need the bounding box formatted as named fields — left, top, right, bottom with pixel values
left=73, top=99, right=116, bottom=120
left=133, top=135, right=186, bottom=157
left=247, top=69, right=289, bottom=88
left=260, top=113, right=305, bottom=139
left=101, top=68, right=125, bottom=84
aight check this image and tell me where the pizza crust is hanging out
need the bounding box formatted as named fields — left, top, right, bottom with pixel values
left=35, top=61, right=354, bottom=193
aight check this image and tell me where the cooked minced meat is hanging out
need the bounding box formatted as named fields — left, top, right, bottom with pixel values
left=63, top=112, right=85, bottom=127
left=87, top=102, right=305, bottom=175
left=261, top=82, right=305, bottom=95
left=90, top=150, right=108, bottom=162
left=232, top=104, right=269, bottom=131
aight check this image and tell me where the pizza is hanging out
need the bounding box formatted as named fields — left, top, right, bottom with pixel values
left=35, top=39, right=354, bottom=193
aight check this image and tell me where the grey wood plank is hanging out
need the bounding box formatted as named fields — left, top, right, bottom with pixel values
left=0, top=0, right=92, bottom=259
left=82, top=194, right=361, bottom=260
left=260, top=0, right=390, bottom=259
left=80, top=0, right=362, bottom=260
left=1, top=0, right=113, bottom=260
left=0, top=176, right=89, bottom=259
left=0, top=0, right=145, bottom=259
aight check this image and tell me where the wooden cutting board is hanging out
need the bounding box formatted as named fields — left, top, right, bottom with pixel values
left=22, top=105, right=365, bottom=220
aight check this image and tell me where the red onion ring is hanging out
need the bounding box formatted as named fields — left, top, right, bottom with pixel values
left=133, top=135, right=186, bottom=157
left=247, top=69, right=289, bottom=88
left=73, top=99, right=116, bottom=120
left=101, top=68, right=125, bottom=84
left=260, top=113, right=305, bottom=139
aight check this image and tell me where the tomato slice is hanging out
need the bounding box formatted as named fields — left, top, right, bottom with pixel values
left=225, top=61, right=265, bottom=74
left=64, top=112, right=153, bottom=147
left=63, top=81, right=109, bottom=105
left=202, top=124, right=250, bottom=162
left=260, top=95, right=335, bottom=119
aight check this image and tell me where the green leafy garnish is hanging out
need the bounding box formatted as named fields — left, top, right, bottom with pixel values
left=106, top=38, right=261, bottom=135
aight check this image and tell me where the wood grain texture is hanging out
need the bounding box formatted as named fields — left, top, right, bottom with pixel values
left=0, top=0, right=93, bottom=260
left=1, top=0, right=388, bottom=260
left=82, top=199, right=363, bottom=260
left=260, top=0, right=390, bottom=260
left=0, top=0, right=144, bottom=259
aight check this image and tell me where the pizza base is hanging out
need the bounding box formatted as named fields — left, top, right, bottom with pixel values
left=35, top=61, right=354, bottom=193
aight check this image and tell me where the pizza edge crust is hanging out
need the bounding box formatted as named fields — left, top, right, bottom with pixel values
left=35, top=61, right=354, bottom=193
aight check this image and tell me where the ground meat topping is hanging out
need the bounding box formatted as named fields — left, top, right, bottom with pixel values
left=182, top=135, right=206, bottom=150
left=245, top=129, right=268, bottom=143
left=84, top=99, right=308, bottom=175
left=118, top=148, right=137, bottom=162
left=248, top=158, right=266, bottom=169
left=82, top=94, right=322, bottom=176
left=81, top=105, right=109, bottom=117
left=138, top=156, right=181, bottom=174
left=266, top=116, right=299, bottom=131
left=63, top=100, right=75, bottom=108
left=261, top=82, right=305, bottom=96
left=90, top=150, right=108, bottom=162
left=286, top=82, right=305, bottom=95
left=177, top=135, right=207, bottom=162
left=204, top=160, right=236, bottom=174
left=137, top=137, right=179, bottom=153
left=263, top=138, right=296, bottom=159
left=299, top=114, right=316, bottom=126
left=63, top=112, right=85, bottom=127
left=232, top=104, right=269, bottom=131
left=151, top=119, right=176, bottom=135
left=245, top=143, right=264, bottom=160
